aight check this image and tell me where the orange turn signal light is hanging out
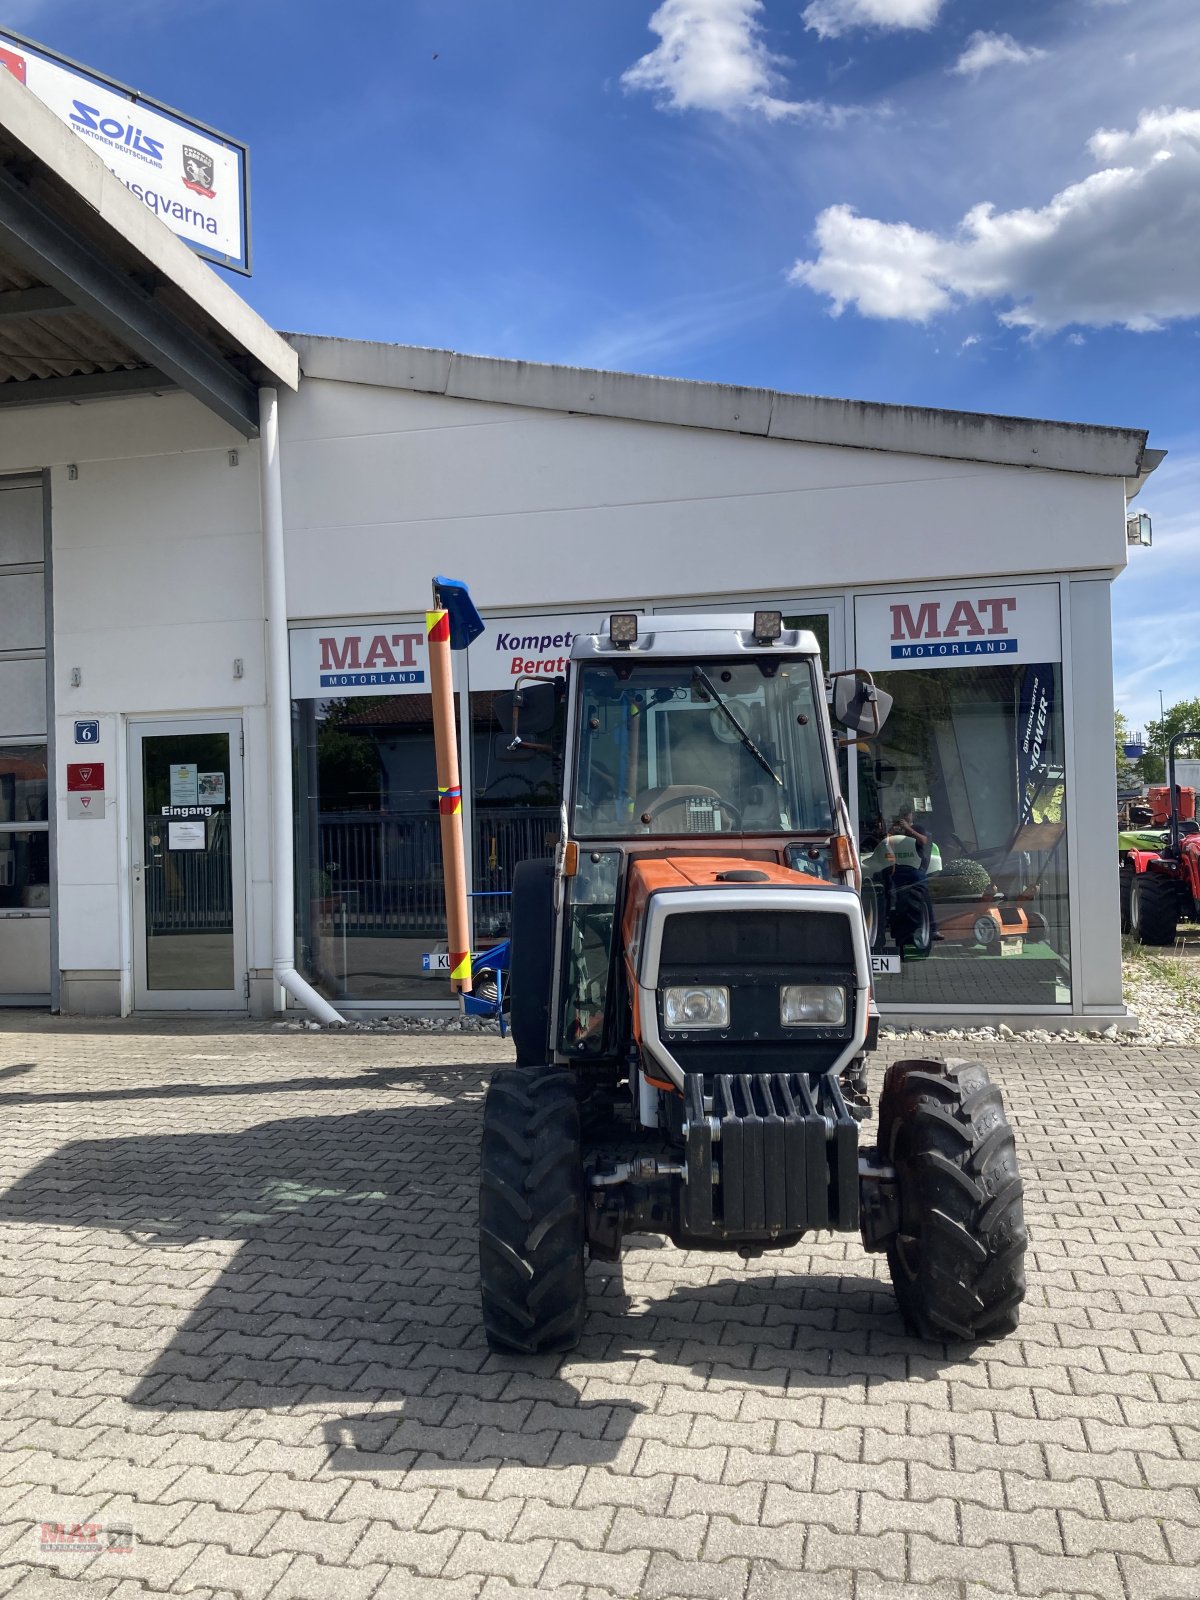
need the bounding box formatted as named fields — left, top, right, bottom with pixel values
left=832, top=835, right=855, bottom=874
left=562, top=840, right=579, bottom=877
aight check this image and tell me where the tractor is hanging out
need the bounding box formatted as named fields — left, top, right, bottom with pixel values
left=477, top=611, right=1027, bottom=1352
left=1124, top=731, right=1200, bottom=944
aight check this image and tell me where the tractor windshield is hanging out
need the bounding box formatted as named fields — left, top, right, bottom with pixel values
left=571, top=657, right=833, bottom=838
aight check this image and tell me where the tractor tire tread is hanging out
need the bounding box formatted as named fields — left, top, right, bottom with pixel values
left=880, top=1057, right=1027, bottom=1344
left=479, top=1067, right=586, bottom=1355
left=1133, top=871, right=1180, bottom=946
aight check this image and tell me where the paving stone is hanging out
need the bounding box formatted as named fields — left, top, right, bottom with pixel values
left=508, top=1499, right=612, bottom=1548
left=441, top=1531, right=553, bottom=1585
left=1012, top=1547, right=1126, bottom=1600
left=606, top=1505, right=706, bottom=1560
left=420, top=1491, right=522, bottom=1540
left=573, top=1467, right=673, bottom=1515
left=643, top=1551, right=750, bottom=1600
left=265, top=1552, right=389, bottom=1600
left=540, top=1542, right=650, bottom=1593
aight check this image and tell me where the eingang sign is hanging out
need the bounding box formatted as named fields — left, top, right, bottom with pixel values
left=0, top=30, right=250, bottom=274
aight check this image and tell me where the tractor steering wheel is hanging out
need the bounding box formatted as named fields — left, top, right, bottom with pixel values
left=636, top=785, right=743, bottom=831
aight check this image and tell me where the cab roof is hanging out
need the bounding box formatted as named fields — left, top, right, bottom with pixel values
left=571, top=615, right=822, bottom=661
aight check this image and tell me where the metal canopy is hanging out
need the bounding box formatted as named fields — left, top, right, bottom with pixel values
left=0, top=70, right=296, bottom=436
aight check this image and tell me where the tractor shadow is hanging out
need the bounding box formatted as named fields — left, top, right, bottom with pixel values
left=0, top=1071, right=976, bottom=1474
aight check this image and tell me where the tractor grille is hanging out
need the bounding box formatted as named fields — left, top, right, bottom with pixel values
left=657, top=907, right=857, bottom=1068
left=660, top=908, right=854, bottom=968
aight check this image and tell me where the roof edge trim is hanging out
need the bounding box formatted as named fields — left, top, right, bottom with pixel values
left=284, top=332, right=1148, bottom=478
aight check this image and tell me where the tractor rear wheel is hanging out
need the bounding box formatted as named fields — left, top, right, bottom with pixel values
left=1119, top=864, right=1134, bottom=934
left=1130, top=871, right=1178, bottom=946
left=509, top=858, right=555, bottom=1067
left=479, top=1067, right=586, bottom=1354
left=879, top=1058, right=1027, bottom=1342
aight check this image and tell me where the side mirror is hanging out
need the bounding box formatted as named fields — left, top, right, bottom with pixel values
left=494, top=680, right=559, bottom=738
left=832, top=671, right=893, bottom=739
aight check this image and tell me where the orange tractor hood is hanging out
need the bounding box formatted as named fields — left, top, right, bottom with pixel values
left=621, top=855, right=839, bottom=954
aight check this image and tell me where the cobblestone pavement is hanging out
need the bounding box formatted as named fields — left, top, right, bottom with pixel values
left=0, top=1016, right=1196, bottom=1600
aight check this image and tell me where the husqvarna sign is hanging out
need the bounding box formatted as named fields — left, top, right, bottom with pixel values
left=0, top=30, right=250, bottom=273
left=855, top=583, right=1060, bottom=671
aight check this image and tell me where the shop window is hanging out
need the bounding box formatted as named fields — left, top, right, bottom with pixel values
left=0, top=744, right=48, bottom=825
left=471, top=690, right=560, bottom=945
left=292, top=693, right=456, bottom=1002
left=857, top=662, right=1069, bottom=1008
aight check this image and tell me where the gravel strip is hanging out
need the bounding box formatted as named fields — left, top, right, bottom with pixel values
left=278, top=969, right=1198, bottom=1048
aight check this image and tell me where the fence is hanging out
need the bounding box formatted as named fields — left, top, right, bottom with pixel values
left=143, top=815, right=233, bottom=934
left=313, top=807, right=558, bottom=938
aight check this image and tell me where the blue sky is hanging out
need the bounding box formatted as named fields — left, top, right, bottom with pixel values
left=12, top=0, right=1199, bottom=730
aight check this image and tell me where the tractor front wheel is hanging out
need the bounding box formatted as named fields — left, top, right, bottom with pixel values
left=1129, top=872, right=1179, bottom=946
left=879, top=1059, right=1027, bottom=1342
left=479, top=1067, right=586, bottom=1354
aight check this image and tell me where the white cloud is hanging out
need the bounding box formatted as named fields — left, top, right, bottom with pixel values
left=622, top=0, right=837, bottom=121
left=802, top=0, right=946, bottom=40
left=951, top=31, right=1047, bottom=78
left=789, top=107, right=1200, bottom=332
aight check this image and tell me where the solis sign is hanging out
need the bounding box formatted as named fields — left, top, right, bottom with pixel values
left=855, top=584, right=1060, bottom=673
left=290, top=625, right=429, bottom=699
left=0, top=30, right=250, bottom=273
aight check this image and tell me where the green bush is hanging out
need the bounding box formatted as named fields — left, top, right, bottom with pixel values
left=931, top=859, right=993, bottom=900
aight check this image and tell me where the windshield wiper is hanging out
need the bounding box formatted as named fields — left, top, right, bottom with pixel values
left=692, top=666, right=783, bottom=787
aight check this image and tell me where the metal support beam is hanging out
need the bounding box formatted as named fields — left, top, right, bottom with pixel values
left=0, top=166, right=259, bottom=435
left=0, top=367, right=176, bottom=409
left=0, top=285, right=73, bottom=319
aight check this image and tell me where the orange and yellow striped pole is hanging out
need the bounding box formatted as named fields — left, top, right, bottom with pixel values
left=427, top=606, right=472, bottom=993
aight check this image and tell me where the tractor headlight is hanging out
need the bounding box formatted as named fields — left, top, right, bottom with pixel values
left=780, top=984, right=846, bottom=1026
left=662, top=985, right=730, bottom=1029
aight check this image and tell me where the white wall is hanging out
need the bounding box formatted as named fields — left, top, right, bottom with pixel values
left=0, top=391, right=271, bottom=1005
left=279, top=378, right=1127, bottom=621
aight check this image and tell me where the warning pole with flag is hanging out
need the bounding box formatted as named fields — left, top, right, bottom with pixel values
left=427, top=577, right=485, bottom=996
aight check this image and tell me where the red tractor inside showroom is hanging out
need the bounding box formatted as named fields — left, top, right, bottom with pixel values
left=1125, top=732, right=1200, bottom=944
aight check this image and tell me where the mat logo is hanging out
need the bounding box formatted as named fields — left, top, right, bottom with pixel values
left=318, top=631, right=426, bottom=689
left=889, top=596, right=1017, bottom=660
left=69, top=100, right=164, bottom=165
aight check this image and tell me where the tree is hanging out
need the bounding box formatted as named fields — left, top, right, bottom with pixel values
left=1144, top=698, right=1200, bottom=785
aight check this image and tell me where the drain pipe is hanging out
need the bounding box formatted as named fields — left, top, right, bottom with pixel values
left=259, top=386, right=345, bottom=1025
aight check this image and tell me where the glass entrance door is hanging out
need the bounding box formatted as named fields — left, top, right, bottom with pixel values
left=130, top=719, right=246, bottom=1010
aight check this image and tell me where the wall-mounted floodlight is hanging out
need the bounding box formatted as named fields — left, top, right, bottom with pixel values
left=1126, top=512, right=1152, bottom=547
left=609, top=613, right=639, bottom=647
